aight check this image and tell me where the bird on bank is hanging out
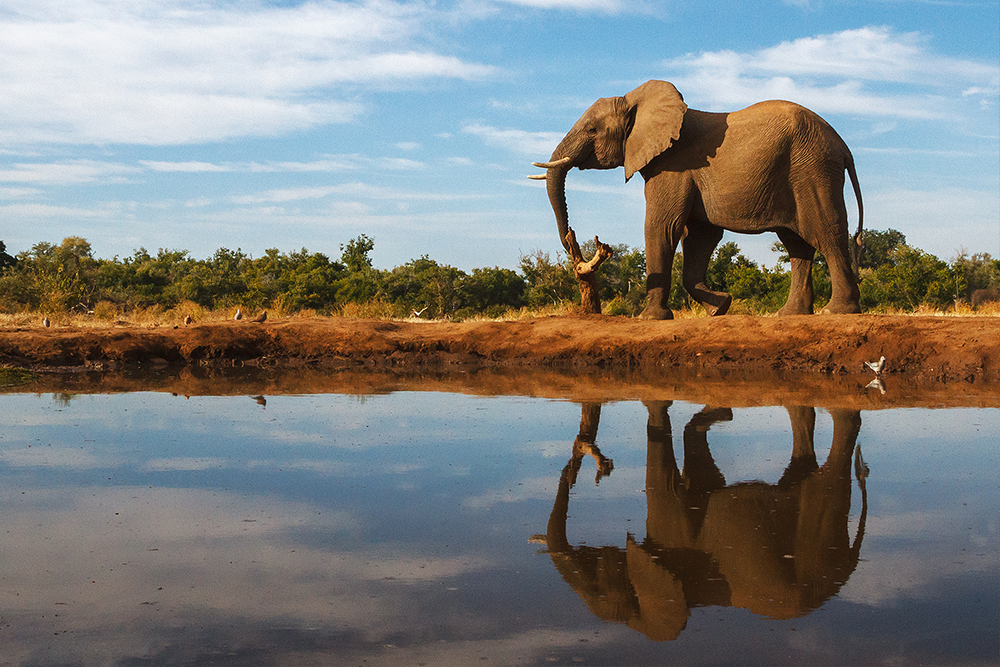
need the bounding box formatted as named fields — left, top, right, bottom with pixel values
left=412, top=307, right=427, bottom=318
left=183, top=314, right=192, bottom=325
left=251, top=311, right=267, bottom=323
left=42, top=316, right=50, bottom=328
left=234, top=308, right=242, bottom=321
left=865, top=356, right=885, bottom=376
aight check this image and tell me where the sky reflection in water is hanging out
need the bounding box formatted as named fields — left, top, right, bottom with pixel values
left=0, top=389, right=997, bottom=665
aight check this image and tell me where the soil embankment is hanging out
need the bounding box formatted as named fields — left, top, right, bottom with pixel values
left=2, top=314, right=996, bottom=378
left=1, top=314, right=996, bottom=397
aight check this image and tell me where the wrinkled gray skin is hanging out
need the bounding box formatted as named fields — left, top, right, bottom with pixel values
left=533, top=80, right=863, bottom=319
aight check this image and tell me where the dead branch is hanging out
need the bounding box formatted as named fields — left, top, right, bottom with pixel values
left=564, top=226, right=614, bottom=314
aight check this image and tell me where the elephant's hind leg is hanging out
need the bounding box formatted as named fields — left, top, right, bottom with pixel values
left=682, top=224, right=732, bottom=316
left=818, top=234, right=862, bottom=314
left=775, top=229, right=815, bottom=315
left=791, top=175, right=861, bottom=314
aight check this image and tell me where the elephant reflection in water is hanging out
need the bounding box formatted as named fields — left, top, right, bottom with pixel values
left=543, top=402, right=867, bottom=641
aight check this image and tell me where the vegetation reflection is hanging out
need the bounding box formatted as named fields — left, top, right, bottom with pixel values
left=542, top=402, right=868, bottom=641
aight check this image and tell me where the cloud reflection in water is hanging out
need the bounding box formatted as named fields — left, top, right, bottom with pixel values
left=0, top=389, right=995, bottom=665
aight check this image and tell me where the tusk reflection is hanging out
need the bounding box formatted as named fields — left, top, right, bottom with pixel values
left=542, top=401, right=867, bottom=641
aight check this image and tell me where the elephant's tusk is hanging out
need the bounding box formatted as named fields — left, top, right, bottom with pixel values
left=532, top=157, right=571, bottom=169
left=527, top=174, right=547, bottom=180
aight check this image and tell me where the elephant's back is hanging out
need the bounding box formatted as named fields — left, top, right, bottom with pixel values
left=733, top=100, right=851, bottom=156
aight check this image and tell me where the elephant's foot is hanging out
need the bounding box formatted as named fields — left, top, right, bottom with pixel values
left=686, top=283, right=731, bottom=317
left=778, top=300, right=813, bottom=316
left=704, top=293, right=732, bottom=317
left=639, top=303, right=674, bottom=320
left=821, top=299, right=862, bottom=315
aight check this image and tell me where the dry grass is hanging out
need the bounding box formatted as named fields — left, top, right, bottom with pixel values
left=0, top=301, right=267, bottom=329
left=335, top=299, right=405, bottom=320
left=2, top=298, right=998, bottom=330
left=865, top=301, right=1000, bottom=317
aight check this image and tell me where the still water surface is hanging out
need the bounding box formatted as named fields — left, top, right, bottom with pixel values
left=0, top=381, right=997, bottom=665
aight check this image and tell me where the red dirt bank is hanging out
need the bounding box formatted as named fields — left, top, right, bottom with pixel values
left=1, top=314, right=996, bottom=384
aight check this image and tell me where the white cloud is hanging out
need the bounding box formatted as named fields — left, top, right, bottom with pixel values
left=495, top=0, right=631, bottom=10
left=231, top=184, right=362, bottom=205
left=0, top=484, right=507, bottom=667
left=144, top=457, right=228, bottom=471
left=140, top=158, right=361, bottom=173
left=664, top=27, right=999, bottom=118
left=0, top=446, right=103, bottom=469
left=381, top=157, right=426, bottom=170
left=252, top=158, right=361, bottom=173
left=232, top=181, right=490, bottom=205
left=0, top=186, right=42, bottom=199
left=0, top=202, right=117, bottom=218
left=463, top=124, right=564, bottom=156
left=0, top=160, right=140, bottom=184
left=139, top=161, right=234, bottom=173
left=0, top=0, right=498, bottom=145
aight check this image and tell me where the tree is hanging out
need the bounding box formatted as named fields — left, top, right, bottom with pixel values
left=860, top=245, right=952, bottom=310
left=858, top=229, right=907, bottom=270
left=519, top=250, right=577, bottom=308
left=706, top=241, right=772, bottom=299
left=335, top=236, right=381, bottom=306
left=461, top=267, right=526, bottom=316
left=382, top=257, right=464, bottom=318
left=950, top=250, right=999, bottom=302
left=340, top=234, right=375, bottom=274
left=0, top=241, right=16, bottom=270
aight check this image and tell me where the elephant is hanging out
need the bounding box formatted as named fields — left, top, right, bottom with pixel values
left=971, top=288, right=998, bottom=308
left=530, top=80, right=864, bottom=319
left=541, top=401, right=867, bottom=641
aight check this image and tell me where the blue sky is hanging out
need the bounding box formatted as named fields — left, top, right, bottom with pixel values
left=1, top=0, right=997, bottom=272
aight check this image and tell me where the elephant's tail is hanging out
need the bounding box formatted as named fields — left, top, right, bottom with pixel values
left=846, top=152, right=864, bottom=274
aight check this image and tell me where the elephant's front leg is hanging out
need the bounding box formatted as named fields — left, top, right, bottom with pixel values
left=639, top=183, right=688, bottom=320
left=639, top=226, right=677, bottom=320
left=681, top=224, right=732, bottom=316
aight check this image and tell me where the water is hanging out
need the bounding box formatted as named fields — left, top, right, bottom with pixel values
left=1, top=374, right=997, bottom=665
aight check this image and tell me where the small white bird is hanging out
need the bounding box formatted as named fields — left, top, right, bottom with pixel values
left=183, top=314, right=192, bottom=325
left=412, top=307, right=427, bottom=318
left=42, top=316, right=50, bottom=328
left=234, top=308, right=243, bottom=321
left=865, top=355, right=886, bottom=375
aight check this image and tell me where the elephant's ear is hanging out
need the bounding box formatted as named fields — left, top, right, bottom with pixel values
left=623, top=80, right=687, bottom=182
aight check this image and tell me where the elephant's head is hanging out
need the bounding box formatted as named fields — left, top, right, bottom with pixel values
left=530, top=80, right=687, bottom=250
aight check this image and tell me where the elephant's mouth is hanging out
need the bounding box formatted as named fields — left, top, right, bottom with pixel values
left=574, top=147, right=603, bottom=171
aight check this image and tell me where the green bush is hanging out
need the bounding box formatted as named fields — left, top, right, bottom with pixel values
left=1, top=231, right=993, bottom=318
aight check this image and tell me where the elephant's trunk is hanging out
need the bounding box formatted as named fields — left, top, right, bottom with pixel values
left=530, top=156, right=574, bottom=252
left=545, top=163, right=572, bottom=252
left=529, top=126, right=580, bottom=250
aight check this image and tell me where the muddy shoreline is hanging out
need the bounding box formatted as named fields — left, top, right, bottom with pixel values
left=2, top=314, right=996, bottom=408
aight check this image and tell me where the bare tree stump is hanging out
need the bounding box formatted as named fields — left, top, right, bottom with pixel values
left=564, top=227, right=614, bottom=314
